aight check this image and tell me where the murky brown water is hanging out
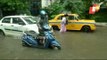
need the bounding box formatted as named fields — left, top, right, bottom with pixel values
left=0, top=26, right=107, bottom=59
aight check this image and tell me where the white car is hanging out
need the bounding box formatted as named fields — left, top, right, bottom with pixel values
left=0, top=15, right=40, bottom=37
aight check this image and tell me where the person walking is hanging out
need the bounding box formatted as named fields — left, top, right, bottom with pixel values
left=60, top=14, right=68, bottom=33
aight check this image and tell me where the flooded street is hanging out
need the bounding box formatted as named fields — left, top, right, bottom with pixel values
left=0, top=26, right=107, bottom=59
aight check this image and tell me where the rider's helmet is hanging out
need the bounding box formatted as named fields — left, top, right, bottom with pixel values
left=40, top=10, right=47, bottom=15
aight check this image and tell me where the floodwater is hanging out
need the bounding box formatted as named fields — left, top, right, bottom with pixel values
left=0, top=26, right=107, bottom=59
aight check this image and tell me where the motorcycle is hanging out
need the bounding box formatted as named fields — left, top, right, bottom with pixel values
left=22, top=24, right=61, bottom=50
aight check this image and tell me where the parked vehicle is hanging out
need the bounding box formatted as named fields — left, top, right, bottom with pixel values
left=0, top=15, right=53, bottom=39
left=49, top=14, right=96, bottom=32
left=0, top=15, right=40, bottom=38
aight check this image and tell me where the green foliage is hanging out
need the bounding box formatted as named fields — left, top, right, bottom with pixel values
left=44, top=0, right=86, bottom=19
left=91, top=9, right=107, bottom=22
left=45, top=1, right=64, bottom=19
left=0, top=0, right=30, bottom=15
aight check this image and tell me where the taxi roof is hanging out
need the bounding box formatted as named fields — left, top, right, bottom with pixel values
left=57, top=13, right=78, bottom=16
left=53, top=13, right=79, bottom=20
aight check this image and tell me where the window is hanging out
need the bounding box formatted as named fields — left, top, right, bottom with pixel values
left=12, top=18, right=25, bottom=25
left=22, top=17, right=37, bottom=24
left=2, top=18, right=11, bottom=23
left=68, top=16, right=74, bottom=20
left=57, top=16, right=63, bottom=20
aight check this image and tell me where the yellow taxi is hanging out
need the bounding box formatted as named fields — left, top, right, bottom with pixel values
left=49, top=14, right=96, bottom=32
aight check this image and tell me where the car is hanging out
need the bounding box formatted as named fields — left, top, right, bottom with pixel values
left=0, top=15, right=40, bottom=37
left=49, top=14, right=96, bottom=32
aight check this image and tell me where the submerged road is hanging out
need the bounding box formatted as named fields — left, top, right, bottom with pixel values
left=0, top=26, right=107, bottom=59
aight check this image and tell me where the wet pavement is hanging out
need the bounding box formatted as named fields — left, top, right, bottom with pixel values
left=0, top=26, right=107, bottom=59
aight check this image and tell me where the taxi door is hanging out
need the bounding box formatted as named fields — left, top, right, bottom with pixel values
left=11, top=18, right=25, bottom=36
left=55, top=16, right=62, bottom=29
left=66, top=15, right=77, bottom=30
left=0, top=17, right=14, bottom=35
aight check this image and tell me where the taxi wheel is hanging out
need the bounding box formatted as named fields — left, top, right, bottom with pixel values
left=81, top=26, right=91, bottom=32
left=0, top=31, right=5, bottom=40
left=52, top=26, right=59, bottom=30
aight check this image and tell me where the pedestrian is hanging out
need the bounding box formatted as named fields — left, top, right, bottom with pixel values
left=60, top=14, right=68, bottom=33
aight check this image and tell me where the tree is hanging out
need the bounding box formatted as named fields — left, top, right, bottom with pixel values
left=0, top=0, right=30, bottom=16
left=44, top=0, right=85, bottom=19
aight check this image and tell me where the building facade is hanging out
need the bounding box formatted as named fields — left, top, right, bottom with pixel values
left=41, top=0, right=55, bottom=8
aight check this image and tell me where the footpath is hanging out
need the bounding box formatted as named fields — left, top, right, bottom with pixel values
left=95, top=22, right=107, bottom=27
